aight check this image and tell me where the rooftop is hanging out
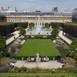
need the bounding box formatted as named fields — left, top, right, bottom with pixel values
left=0, top=12, right=72, bottom=16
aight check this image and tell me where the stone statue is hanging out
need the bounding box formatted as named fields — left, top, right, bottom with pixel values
left=36, top=52, right=40, bottom=62
left=36, top=52, right=39, bottom=57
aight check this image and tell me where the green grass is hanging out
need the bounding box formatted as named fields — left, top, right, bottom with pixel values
left=17, top=39, right=58, bottom=56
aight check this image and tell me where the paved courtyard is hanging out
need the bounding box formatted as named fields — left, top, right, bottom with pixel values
left=14, top=60, right=64, bottom=69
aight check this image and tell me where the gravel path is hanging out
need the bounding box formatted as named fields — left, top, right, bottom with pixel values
left=58, top=30, right=72, bottom=44
left=14, top=60, right=64, bottom=69
left=6, top=31, right=19, bottom=45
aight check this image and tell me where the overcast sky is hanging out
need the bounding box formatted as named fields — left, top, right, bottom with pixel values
left=0, top=0, right=77, bottom=12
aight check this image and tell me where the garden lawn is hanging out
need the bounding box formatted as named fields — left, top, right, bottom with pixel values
left=17, top=39, right=58, bottom=56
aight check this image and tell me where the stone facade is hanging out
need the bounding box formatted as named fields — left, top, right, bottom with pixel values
left=6, top=16, right=72, bottom=24
left=0, top=12, right=72, bottom=23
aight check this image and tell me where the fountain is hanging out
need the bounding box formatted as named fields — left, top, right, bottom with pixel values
left=26, top=15, right=52, bottom=35
left=36, top=16, right=42, bottom=34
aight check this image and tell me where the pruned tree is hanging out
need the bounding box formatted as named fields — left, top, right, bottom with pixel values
left=51, top=28, right=58, bottom=39
left=0, top=35, right=8, bottom=57
left=0, top=35, right=6, bottom=52
left=19, top=27, right=26, bottom=36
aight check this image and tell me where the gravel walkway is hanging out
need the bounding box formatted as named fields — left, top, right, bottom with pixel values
left=6, top=31, right=19, bottom=45
left=14, top=60, right=64, bottom=69
left=58, top=30, right=72, bottom=44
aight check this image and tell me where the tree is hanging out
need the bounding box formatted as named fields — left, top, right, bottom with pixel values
left=18, top=23, right=22, bottom=28
left=69, top=38, right=77, bottom=53
left=45, top=23, right=50, bottom=29
left=74, top=54, right=77, bottom=62
left=0, top=23, right=15, bottom=36
left=51, top=28, right=58, bottom=39
left=19, top=27, right=26, bottom=36
left=0, top=35, right=8, bottom=57
left=63, top=23, right=77, bottom=37
left=29, top=23, right=34, bottom=29
left=0, top=35, right=6, bottom=52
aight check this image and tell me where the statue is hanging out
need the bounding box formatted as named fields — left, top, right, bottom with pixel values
left=36, top=52, right=39, bottom=57
left=36, top=52, right=40, bottom=62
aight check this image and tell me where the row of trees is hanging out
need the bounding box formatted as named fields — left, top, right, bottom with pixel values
left=50, top=22, right=63, bottom=28
left=0, top=23, right=16, bottom=36
left=51, top=28, right=58, bottom=39
left=45, top=23, right=50, bottom=29
left=19, top=27, right=26, bottom=36
left=0, top=22, right=28, bottom=36
left=0, top=35, right=9, bottom=58
left=63, top=23, right=77, bottom=38
left=29, top=23, right=34, bottom=29
left=16, top=22, right=28, bottom=28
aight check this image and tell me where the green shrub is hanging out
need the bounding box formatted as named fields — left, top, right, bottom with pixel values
left=57, top=46, right=68, bottom=58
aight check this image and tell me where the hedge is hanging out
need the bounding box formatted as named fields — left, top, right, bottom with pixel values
left=11, top=56, right=58, bottom=60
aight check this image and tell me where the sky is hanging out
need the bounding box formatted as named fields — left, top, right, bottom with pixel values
left=0, top=0, right=77, bottom=12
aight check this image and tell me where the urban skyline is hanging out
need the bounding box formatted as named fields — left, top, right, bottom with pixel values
left=0, top=0, right=77, bottom=12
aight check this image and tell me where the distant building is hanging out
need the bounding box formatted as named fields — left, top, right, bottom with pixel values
left=0, top=7, right=17, bottom=13
left=52, top=7, right=58, bottom=12
left=72, top=8, right=77, bottom=22
left=0, top=11, right=72, bottom=24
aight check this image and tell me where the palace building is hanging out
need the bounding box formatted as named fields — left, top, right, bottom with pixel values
left=0, top=11, right=72, bottom=24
